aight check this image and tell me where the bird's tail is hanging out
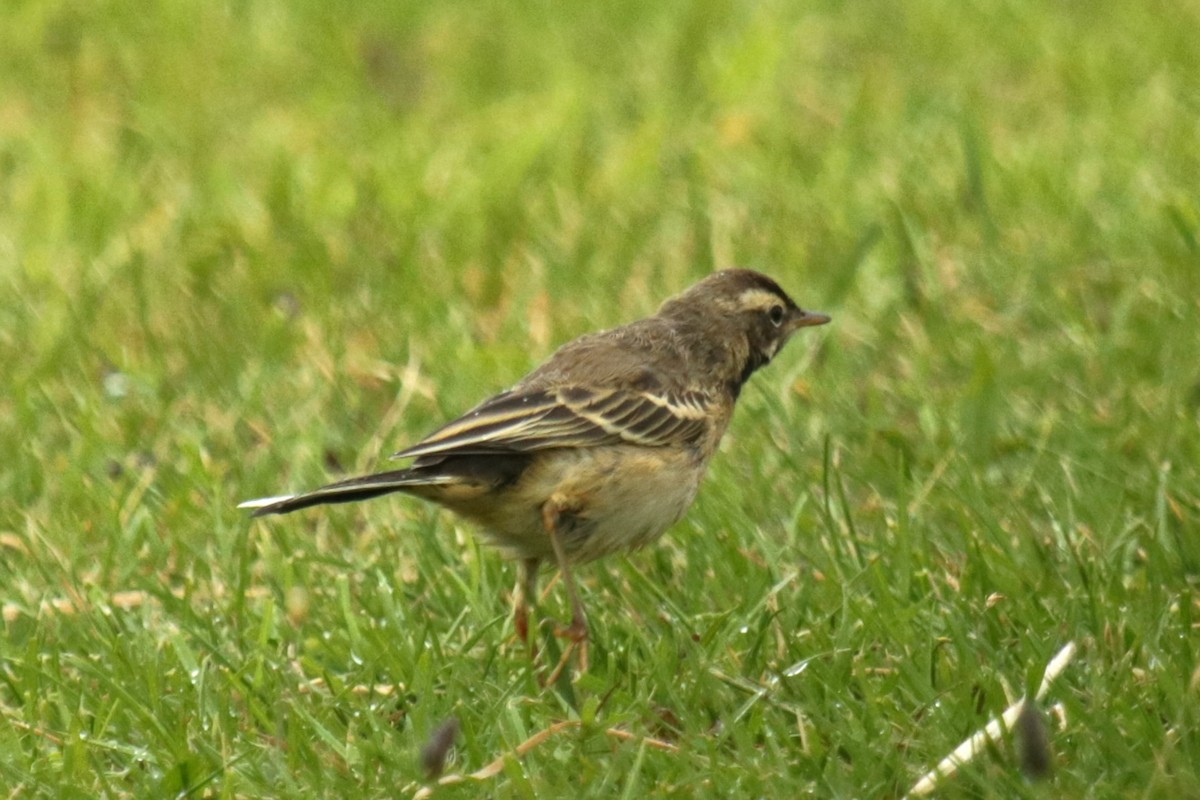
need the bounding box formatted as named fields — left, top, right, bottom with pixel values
left=238, top=469, right=455, bottom=517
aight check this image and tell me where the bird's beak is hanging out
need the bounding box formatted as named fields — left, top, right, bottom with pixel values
left=788, top=309, right=831, bottom=331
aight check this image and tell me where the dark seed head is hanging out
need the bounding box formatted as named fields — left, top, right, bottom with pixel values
left=1015, top=701, right=1053, bottom=780
left=419, top=716, right=460, bottom=779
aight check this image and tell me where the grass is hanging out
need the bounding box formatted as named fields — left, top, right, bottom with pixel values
left=2, top=0, right=1198, bottom=796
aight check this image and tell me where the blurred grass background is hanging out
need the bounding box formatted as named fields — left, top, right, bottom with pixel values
left=2, top=0, right=1198, bottom=796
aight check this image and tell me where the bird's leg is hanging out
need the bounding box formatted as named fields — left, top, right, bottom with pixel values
left=539, top=498, right=591, bottom=684
left=542, top=497, right=588, bottom=643
left=513, top=557, right=540, bottom=644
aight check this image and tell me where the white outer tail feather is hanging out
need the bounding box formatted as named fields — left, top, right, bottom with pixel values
left=237, top=494, right=298, bottom=509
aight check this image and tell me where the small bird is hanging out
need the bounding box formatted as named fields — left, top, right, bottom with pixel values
left=240, top=269, right=829, bottom=643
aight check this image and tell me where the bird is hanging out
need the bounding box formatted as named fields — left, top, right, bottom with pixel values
left=239, top=269, right=830, bottom=644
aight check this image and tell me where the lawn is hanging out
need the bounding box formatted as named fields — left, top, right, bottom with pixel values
left=2, top=1, right=1198, bottom=797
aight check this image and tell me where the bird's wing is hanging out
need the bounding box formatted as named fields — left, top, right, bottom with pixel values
left=391, top=385, right=712, bottom=459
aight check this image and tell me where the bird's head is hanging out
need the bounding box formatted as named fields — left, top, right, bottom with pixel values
left=659, top=269, right=830, bottom=390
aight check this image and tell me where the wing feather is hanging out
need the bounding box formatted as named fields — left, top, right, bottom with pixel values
left=392, top=386, right=711, bottom=460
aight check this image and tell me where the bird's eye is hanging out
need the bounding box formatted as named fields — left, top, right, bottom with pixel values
left=768, top=304, right=786, bottom=326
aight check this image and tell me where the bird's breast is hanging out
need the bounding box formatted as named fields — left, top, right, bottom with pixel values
left=440, top=444, right=711, bottom=564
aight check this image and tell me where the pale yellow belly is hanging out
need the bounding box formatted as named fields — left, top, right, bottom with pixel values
left=430, top=445, right=706, bottom=564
